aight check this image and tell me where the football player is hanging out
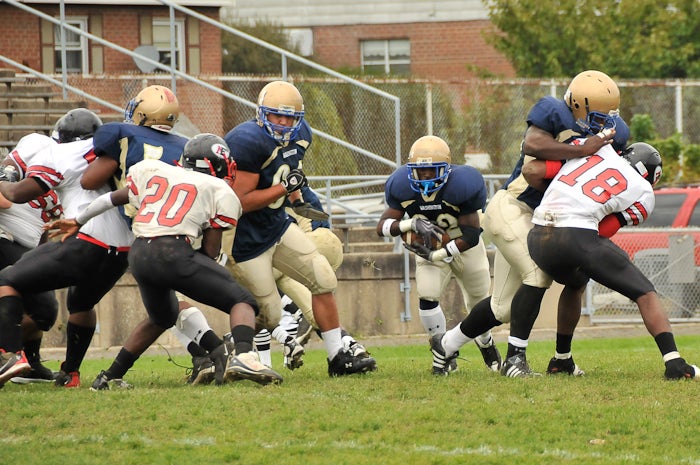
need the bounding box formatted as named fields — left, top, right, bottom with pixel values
left=522, top=142, right=697, bottom=379
left=223, top=80, right=376, bottom=376
left=78, top=86, right=233, bottom=382
left=47, top=134, right=283, bottom=389
left=433, top=70, right=630, bottom=377
left=271, top=186, right=370, bottom=361
left=0, top=133, right=62, bottom=385
left=0, top=109, right=134, bottom=388
left=376, top=135, right=499, bottom=375
left=82, top=85, right=186, bottom=195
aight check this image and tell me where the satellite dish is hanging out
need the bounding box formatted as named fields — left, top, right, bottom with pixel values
left=133, top=45, right=160, bottom=73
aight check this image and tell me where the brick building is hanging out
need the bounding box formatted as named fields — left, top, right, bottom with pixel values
left=226, top=0, right=515, bottom=80
left=0, top=0, right=228, bottom=135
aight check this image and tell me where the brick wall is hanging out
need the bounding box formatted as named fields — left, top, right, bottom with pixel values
left=312, top=20, right=515, bottom=80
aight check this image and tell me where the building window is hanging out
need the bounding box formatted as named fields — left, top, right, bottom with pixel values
left=153, top=18, right=186, bottom=72
left=361, top=39, right=410, bottom=75
left=54, top=17, right=88, bottom=74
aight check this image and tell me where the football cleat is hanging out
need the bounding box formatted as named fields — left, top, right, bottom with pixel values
left=224, top=351, right=283, bottom=385
left=11, top=362, right=57, bottom=384
left=429, top=333, right=458, bottom=376
left=347, top=340, right=370, bottom=359
left=208, top=341, right=234, bottom=385
left=327, top=349, right=377, bottom=377
left=664, top=357, right=698, bottom=380
left=295, top=313, right=314, bottom=346
left=187, top=356, right=216, bottom=385
left=0, top=350, right=30, bottom=386
left=283, top=339, right=305, bottom=370
left=89, top=370, right=133, bottom=391
left=54, top=362, right=80, bottom=388
left=475, top=337, right=502, bottom=372
left=500, top=353, right=541, bottom=378
left=546, top=356, right=585, bottom=376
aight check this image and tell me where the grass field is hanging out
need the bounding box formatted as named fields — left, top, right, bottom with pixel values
left=3, top=334, right=700, bottom=465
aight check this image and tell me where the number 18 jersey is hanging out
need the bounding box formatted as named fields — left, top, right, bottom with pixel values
left=532, top=142, right=654, bottom=231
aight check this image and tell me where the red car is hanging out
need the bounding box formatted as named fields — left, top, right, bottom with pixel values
left=611, top=186, right=700, bottom=263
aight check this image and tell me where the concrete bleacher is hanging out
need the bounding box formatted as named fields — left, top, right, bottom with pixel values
left=0, top=68, right=120, bottom=154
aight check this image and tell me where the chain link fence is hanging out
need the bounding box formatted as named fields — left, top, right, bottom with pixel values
left=589, top=228, right=700, bottom=323
left=11, top=73, right=700, bottom=323
left=52, top=75, right=700, bottom=180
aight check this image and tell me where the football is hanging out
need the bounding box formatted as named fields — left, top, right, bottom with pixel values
left=401, top=229, right=450, bottom=251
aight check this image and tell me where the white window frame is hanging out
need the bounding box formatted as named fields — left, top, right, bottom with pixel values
left=54, top=16, right=89, bottom=74
left=152, top=18, right=186, bottom=72
left=361, top=39, right=410, bottom=75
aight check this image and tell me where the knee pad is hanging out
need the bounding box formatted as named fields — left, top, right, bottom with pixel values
left=309, top=254, right=337, bottom=294
left=32, top=312, right=58, bottom=332
left=523, top=266, right=553, bottom=289
left=308, top=229, right=344, bottom=271
left=24, top=293, right=58, bottom=331
left=176, top=306, right=202, bottom=331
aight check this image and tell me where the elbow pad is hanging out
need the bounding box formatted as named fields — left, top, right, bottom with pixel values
left=459, top=225, right=482, bottom=249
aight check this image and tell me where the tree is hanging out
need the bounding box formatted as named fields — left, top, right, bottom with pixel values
left=221, top=19, right=302, bottom=74
left=483, top=0, right=700, bottom=78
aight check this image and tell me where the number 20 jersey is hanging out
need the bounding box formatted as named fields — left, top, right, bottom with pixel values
left=126, top=159, right=241, bottom=243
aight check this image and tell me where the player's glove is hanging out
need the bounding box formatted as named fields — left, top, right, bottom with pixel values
left=0, top=165, right=19, bottom=183
left=292, top=199, right=329, bottom=221
left=664, top=357, right=697, bottom=380
left=412, top=217, right=445, bottom=247
left=281, top=169, right=307, bottom=194
left=402, top=241, right=454, bottom=263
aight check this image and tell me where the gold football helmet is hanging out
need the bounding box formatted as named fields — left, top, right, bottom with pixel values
left=407, top=135, right=452, bottom=195
left=564, top=70, right=620, bottom=133
left=124, top=85, right=179, bottom=129
left=256, top=81, right=305, bottom=143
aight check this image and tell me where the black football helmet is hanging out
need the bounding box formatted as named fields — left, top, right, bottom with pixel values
left=621, top=142, right=662, bottom=187
left=182, top=133, right=236, bottom=180
left=52, top=108, right=103, bottom=143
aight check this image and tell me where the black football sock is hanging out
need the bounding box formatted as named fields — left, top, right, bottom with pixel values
left=0, top=296, right=25, bottom=352
left=63, top=321, right=95, bottom=373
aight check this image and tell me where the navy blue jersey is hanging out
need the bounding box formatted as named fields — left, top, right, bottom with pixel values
left=385, top=164, right=486, bottom=236
left=224, top=118, right=313, bottom=261
left=93, top=122, right=188, bottom=190
left=503, top=96, right=630, bottom=210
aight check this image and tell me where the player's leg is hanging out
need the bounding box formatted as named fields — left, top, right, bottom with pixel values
left=273, top=224, right=376, bottom=376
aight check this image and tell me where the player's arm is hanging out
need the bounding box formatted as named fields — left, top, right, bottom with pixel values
left=599, top=214, right=625, bottom=238
left=451, top=211, right=482, bottom=253
left=200, top=228, right=223, bottom=260
left=376, top=208, right=405, bottom=237
left=523, top=124, right=615, bottom=161
left=521, top=158, right=563, bottom=192
left=403, top=212, right=480, bottom=262
left=81, top=156, right=119, bottom=190
left=232, top=170, right=286, bottom=212
left=0, top=192, right=12, bottom=209
left=232, top=169, right=306, bottom=213
left=0, top=177, right=47, bottom=204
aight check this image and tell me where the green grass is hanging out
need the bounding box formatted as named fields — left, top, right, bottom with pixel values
left=4, top=335, right=700, bottom=465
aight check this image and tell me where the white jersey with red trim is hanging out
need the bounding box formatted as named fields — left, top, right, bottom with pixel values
left=7, top=133, right=56, bottom=179
left=25, top=138, right=133, bottom=247
left=4, top=133, right=64, bottom=248
left=126, top=159, right=241, bottom=243
left=532, top=143, right=655, bottom=231
left=0, top=191, right=62, bottom=249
